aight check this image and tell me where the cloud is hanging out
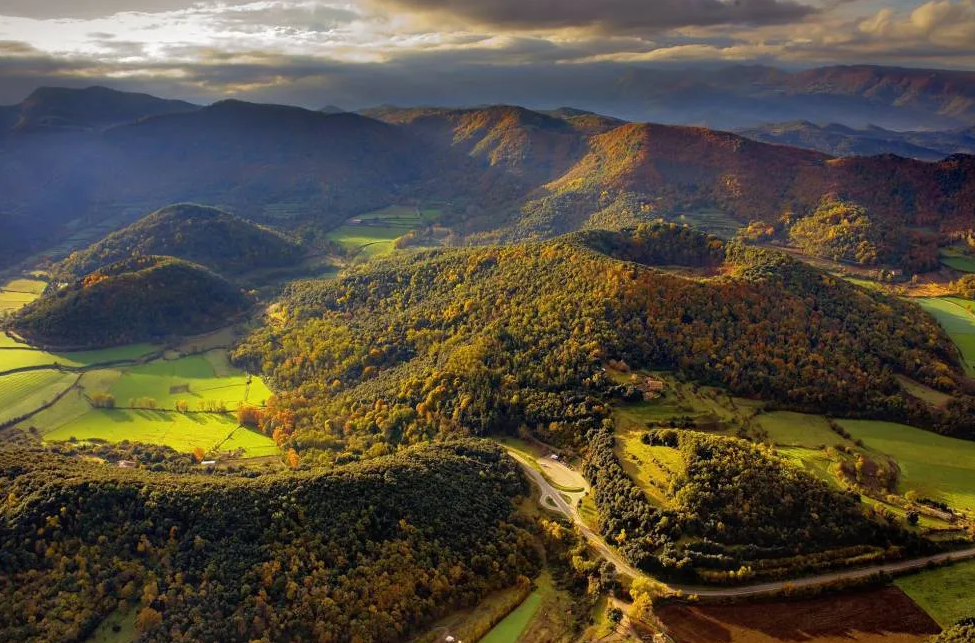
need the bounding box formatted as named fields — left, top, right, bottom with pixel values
left=364, top=0, right=819, bottom=32
left=0, top=0, right=210, bottom=20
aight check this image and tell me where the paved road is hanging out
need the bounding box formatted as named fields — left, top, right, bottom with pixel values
left=508, top=450, right=975, bottom=599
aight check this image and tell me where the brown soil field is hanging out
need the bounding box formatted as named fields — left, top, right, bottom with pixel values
left=657, top=586, right=940, bottom=643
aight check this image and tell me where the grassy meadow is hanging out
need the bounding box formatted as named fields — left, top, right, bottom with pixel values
left=0, top=333, right=278, bottom=459
left=896, top=559, right=975, bottom=628
left=839, top=419, right=975, bottom=513
left=108, top=352, right=271, bottom=410
left=326, top=205, right=441, bottom=258
left=0, top=278, right=46, bottom=312
left=44, top=410, right=244, bottom=454
left=939, top=247, right=975, bottom=273
left=0, top=370, right=77, bottom=424
left=478, top=590, right=543, bottom=643
left=916, top=297, right=975, bottom=375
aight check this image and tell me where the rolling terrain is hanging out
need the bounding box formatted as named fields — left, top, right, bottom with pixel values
left=4, top=76, right=975, bottom=643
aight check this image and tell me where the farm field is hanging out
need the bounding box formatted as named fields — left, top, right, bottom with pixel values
left=940, top=248, right=975, bottom=273
left=0, top=370, right=76, bottom=424
left=0, top=342, right=160, bottom=374
left=839, top=419, right=975, bottom=513
left=0, top=337, right=279, bottom=458
left=657, top=586, right=940, bottom=643
left=0, top=278, right=46, bottom=312
left=755, top=411, right=840, bottom=448
left=916, top=297, right=975, bottom=375
left=45, top=409, right=242, bottom=454
left=218, top=425, right=280, bottom=458
left=326, top=205, right=441, bottom=258
left=896, top=559, right=975, bottom=627
left=108, top=352, right=271, bottom=410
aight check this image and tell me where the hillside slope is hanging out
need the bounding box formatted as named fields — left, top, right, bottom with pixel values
left=234, top=223, right=973, bottom=465
left=0, top=441, right=536, bottom=642
left=55, top=203, right=303, bottom=278
left=14, top=256, right=248, bottom=347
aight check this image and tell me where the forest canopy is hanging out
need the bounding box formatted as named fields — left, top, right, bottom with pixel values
left=233, top=223, right=972, bottom=466
left=0, top=440, right=538, bottom=643
left=14, top=255, right=248, bottom=347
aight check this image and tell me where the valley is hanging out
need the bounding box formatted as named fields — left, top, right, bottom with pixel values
left=2, top=82, right=975, bottom=643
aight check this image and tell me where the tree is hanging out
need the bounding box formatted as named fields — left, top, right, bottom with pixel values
left=287, top=448, right=301, bottom=468
left=135, top=607, right=162, bottom=633
left=193, top=447, right=206, bottom=463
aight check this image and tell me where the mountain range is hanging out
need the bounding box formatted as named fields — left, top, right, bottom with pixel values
left=737, top=121, right=975, bottom=161
left=2, top=81, right=975, bottom=274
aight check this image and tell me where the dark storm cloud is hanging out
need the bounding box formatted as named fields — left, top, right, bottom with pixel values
left=367, top=0, right=818, bottom=31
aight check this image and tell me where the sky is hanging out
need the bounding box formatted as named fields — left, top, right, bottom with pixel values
left=0, top=0, right=973, bottom=107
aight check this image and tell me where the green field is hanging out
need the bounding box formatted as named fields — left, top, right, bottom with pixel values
left=108, top=353, right=271, bottom=410
left=0, top=278, right=46, bottom=312
left=478, top=589, right=543, bottom=643
left=45, top=409, right=243, bottom=454
left=839, top=419, right=975, bottom=513
left=917, top=297, right=975, bottom=375
left=940, top=248, right=975, bottom=273
left=219, top=426, right=281, bottom=457
left=0, top=342, right=159, bottom=374
left=755, top=411, right=843, bottom=448
left=614, top=421, right=682, bottom=507
left=0, top=339, right=280, bottom=458
left=85, top=607, right=136, bottom=643
left=0, top=370, right=76, bottom=424
left=326, top=205, right=441, bottom=258
left=896, top=559, right=975, bottom=627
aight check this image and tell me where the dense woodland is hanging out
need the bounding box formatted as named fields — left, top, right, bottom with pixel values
left=234, top=223, right=974, bottom=469
left=584, top=425, right=927, bottom=581
left=55, top=203, right=303, bottom=280
left=13, top=256, right=247, bottom=347
left=0, top=441, right=539, bottom=642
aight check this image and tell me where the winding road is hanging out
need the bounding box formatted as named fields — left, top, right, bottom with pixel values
left=508, top=451, right=975, bottom=599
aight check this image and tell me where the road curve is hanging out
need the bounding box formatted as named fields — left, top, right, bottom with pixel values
left=507, top=450, right=975, bottom=599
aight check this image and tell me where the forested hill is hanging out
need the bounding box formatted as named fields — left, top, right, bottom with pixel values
left=55, top=203, right=304, bottom=279
left=234, top=223, right=974, bottom=465
left=0, top=440, right=538, bottom=642
left=13, top=256, right=247, bottom=347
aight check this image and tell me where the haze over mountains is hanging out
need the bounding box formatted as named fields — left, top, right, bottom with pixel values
left=3, top=79, right=975, bottom=276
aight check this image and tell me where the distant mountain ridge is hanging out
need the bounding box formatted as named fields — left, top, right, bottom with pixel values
left=737, top=121, right=975, bottom=161
left=2, top=84, right=975, bottom=274
left=0, top=85, right=198, bottom=133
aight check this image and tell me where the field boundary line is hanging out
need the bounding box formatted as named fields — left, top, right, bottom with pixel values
left=0, top=372, right=83, bottom=430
